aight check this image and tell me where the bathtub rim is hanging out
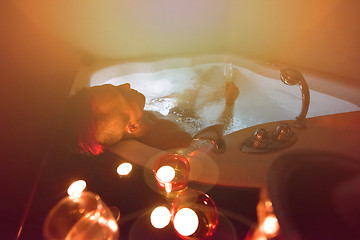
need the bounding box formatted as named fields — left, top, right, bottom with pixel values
left=107, top=110, right=360, bottom=189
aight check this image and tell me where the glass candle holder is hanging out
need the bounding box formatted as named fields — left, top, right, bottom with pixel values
left=171, top=189, right=218, bottom=240
left=153, top=153, right=190, bottom=194
left=43, top=191, right=119, bottom=240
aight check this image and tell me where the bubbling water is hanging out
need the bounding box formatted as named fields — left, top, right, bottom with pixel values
left=105, top=64, right=242, bottom=135
left=104, top=63, right=360, bottom=136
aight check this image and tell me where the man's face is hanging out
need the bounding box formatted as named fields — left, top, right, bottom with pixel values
left=90, top=84, right=146, bottom=144
left=91, top=84, right=145, bottom=121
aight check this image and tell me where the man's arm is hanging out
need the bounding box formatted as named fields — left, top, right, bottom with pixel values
left=137, top=111, right=193, bottom=150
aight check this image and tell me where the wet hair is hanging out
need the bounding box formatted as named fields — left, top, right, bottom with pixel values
left=61, top=88, right=104, bottom=156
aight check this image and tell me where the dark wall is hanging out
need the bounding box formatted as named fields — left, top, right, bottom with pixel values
left=0, top=1, right=83, bottom=238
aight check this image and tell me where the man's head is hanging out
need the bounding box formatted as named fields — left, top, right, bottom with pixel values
left=62, top=84, right=145, bottom=155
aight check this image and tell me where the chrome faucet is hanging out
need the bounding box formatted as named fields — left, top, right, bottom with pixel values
left=193, top=124, right=226, bottom=154
left=240, top=122, right=297, bottom=153
left=191, top=63, right=233, bottom=154
left=280, top=68, right=310, bottom=128
left=241, top=68, right=308, bottom=154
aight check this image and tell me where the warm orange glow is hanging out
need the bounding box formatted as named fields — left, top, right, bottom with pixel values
left=165, top=183, right=172, bottom=193
left=67, top=180, right=86, bottom=197
left=107, top=219, right=118, bottom=232
left=156, top=166, right=176, bottom=183
left=150, top=206, right=171, bottom=229
left=153, top=153, right=190, bottom=193
left=96, top=216, right=118, bottom=232
left=173, top=208, right=199, bottom=237
left=264, top=200, right=272, bottom=208
left=260, top=214, right=279, bottom=236
left=255, top=235, right=267, bottom=240
left=11, top=0, right=360, bottom=81
left=117, top=162, right=133, bottom=176
left=12, top=1, right=229, bottom=59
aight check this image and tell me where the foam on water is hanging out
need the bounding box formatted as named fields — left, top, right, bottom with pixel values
left=104, top=63, right=360, bottom=135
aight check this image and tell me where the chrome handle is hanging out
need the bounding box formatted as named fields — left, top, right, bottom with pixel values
left=280, top=68, right=310, bottom=128
left=193, top=124, right=226, bottom=154
left=240, top=123, right=297, bottom=153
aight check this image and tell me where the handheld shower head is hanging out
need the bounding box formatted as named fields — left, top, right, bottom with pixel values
left=280, top=68, right=304, bottom=85
left=280, top=68, right=310, bottom=127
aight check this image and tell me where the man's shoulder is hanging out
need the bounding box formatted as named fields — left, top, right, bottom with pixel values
left=144, top=110, right=162, bottom=120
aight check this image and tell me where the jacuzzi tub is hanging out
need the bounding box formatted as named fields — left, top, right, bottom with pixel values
left=71, top=53, right=360, bottom=188
left=72, top=54, right=359, bottom=134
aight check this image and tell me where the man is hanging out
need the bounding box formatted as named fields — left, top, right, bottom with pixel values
left=62, top=82, right=239, bottom=155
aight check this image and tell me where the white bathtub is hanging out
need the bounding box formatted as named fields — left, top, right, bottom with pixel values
left=71, top=53, right=360, bottom=188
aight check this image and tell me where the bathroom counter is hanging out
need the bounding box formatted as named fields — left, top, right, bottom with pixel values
left=108, top=111, right=360, bottom=189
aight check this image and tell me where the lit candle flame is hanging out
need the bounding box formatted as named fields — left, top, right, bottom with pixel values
left=67, top=180, right=86, bottom=198
left=260, top=214, right=279, bottom=236
left=117, top=162, right=133, bottom=176
left=173, top=208, right=199, bottom=237
left=150, top=206, right=171, bottom=229
left=156, top=166, right=176, bottom=183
